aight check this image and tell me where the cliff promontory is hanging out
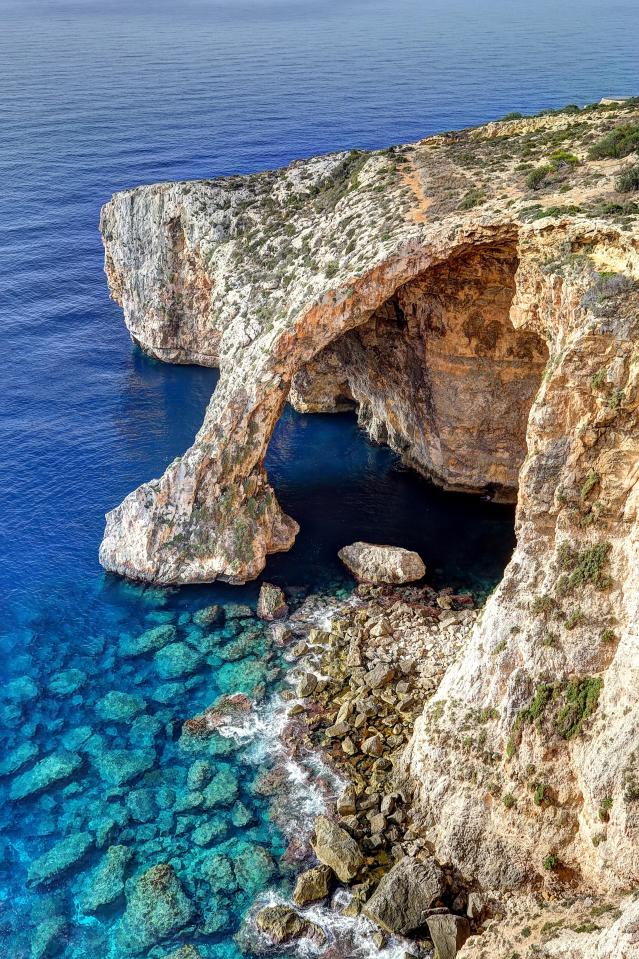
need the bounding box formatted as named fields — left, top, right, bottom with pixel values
left=100, top=99, right=639, bottom=955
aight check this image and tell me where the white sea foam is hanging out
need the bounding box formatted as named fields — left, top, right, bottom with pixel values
left=252, top=888, right=421, bottom=959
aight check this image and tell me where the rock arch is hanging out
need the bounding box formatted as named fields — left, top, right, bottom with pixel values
left=100, top=225, right=549, bottom=585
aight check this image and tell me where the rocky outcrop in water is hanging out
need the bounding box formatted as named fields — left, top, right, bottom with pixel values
left=100, top=99, right=639, bottom=955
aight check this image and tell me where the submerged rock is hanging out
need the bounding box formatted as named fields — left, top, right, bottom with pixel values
left=234, top=843, right=275, bottom=894
left=201, top=852, right=237, bottom=893
left=119, top=624, right=177, bottom=657
left=80, top=844, right=132, bottom=913
left=4, top=675, right=39, bottom=703
left=154, top=641, right=203, bottom=679
left=192, top=604, right=224, bottom=627
left=0, top=741, right=39, bottom=777
left=338, top=542, right=426, bottom=585
left=30, top=915, right=67, bottom=959
left=48, top=669, right=87, bottom=696
left=312, top=815, right=364, bottom=882
left=96, top=690, right=146, bottom=722
left=27, top=832, right=93, bottom=887
left=117, top=863, right=194, bottom=955
left=292, top=864, right=333, bottom=905
left=161, top=948, right=204, bottom=959
left=257, top=582, right=288, bottom=621
left=92, top=747, right=155, bottom=787
left=426, top=913, right=471, bottom=959
left=10, top=751, right=83, bottom=801
left=255, top=905, right=326, bottom=946
left=362, top=856, right=445, bottom=935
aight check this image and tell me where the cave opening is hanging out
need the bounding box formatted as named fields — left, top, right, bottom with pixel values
left=290, top=240, right=549, bottom=503
left=263, top=240, right=549, bottom=593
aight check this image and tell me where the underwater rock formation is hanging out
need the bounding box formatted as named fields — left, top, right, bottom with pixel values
left=100, top=100, right=639, bottom=945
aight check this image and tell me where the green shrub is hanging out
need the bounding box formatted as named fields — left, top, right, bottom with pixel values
left=549, top=149, right=579, bottom=169
left=503, top=792, right=516, bottom=809
left=543, top=854, right=558, bottom=871
left=459, top=188, right=485, bottom=210
left=555, top=677, right=603, bottom=739
left=589, top=123, right=639, bottom=159
left=580, top=470, right=599, bottom=501
left=616, top=164, right=639, bottom=193
left=565, top=609, right=585, bottom=630
left=601, top=628, right=617, bottom=644
left=501, top=111, right=524, bottom=121
left=526, top=165, right=553, bottom=190
left=556, top=542, right=612, bottom=592
left=533, top=782, right=547, bottom=806
left=325, top=261, right=339, bottom=279
left=598, top=797, right=613, bottom=822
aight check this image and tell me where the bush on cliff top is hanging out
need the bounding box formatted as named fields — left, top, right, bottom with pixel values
left=616, top=164, right=639, bottom=193
left=589, top=123, right=639, bottom=159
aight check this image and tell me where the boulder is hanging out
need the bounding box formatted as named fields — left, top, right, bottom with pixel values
left=96, top=691, right=146, bottom=722
left=183, top=692, right=252, bottom=738
left=362, top=856, right=445, bottom=935
left=292, top=864, right=333, bottom=905
left=312, top=815, right=364, bottom=882
left=119, top=624, right=177, bottom=658
left=0, top=742, right=39, bottom=777
left=338, top=543, right=426, bottom=585
left=31, top=915, right=67, bottom=959
left=161, top=948, right=203, bottom=959
left=10, top=751, right=82, bottom=801
left=255, top=905, right=326, bottom=946
left=296, top=672, right=318, bottom=698
left=426, top=913, right=471, bottom=959
left=49, top=669, right=87, bottom=696
left=257, top=583, right=289, bottom=621
left=92, top=747, right=156, bottom=787
left=117, top=863, right=194, bottom=955
left=192, top=604, right=224, bottom=627
left=154, top=642, right=202, bottom=679
left=80, top=844, right=132, bottom=912
left=27, top=832, right=93, bottom=887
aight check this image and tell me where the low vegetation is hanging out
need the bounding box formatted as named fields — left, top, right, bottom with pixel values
left=589, top=123, right=639, bottom=159
left=616, top=164, right=639, bottom=193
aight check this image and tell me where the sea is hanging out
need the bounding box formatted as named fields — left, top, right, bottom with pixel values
left=1, top=1, right=637, bottom=956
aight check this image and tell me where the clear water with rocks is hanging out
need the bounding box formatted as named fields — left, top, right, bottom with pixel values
left=1, top=1, right=637, bottom=956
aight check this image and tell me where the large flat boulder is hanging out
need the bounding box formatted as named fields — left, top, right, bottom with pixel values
left=255, top=905, right=326, bottom=946
left=311, top=815, right=364, bottom=882
left=338, top=542, right=426, bottom=585
left=362, top=855, right=445, bottom=935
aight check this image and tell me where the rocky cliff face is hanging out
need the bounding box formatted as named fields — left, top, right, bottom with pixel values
left=100, top=100, right=639, bottom=932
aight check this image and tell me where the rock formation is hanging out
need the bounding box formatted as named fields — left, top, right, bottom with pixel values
left=100, top=99, right=639, bottom=949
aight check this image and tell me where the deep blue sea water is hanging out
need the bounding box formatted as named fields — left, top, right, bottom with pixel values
left=1, top=1, right=638, bottom=956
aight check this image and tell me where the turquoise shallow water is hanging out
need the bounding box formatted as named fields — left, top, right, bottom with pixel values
left=1, top=0, right=638, bottom=956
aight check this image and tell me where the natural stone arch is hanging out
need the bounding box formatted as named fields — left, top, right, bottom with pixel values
left=100, top=224, right=549, bottom=585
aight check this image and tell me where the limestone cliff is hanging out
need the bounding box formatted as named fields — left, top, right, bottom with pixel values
left=99, top=100, right=639, bottom=932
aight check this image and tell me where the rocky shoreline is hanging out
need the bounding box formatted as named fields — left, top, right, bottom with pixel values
left=248, top=576, right=482, bottom=957
left=241, top=573, right=637, bottom=959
